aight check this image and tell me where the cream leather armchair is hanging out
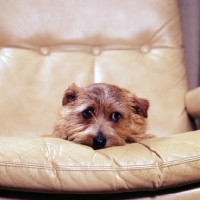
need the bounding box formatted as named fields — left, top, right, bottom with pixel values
left=0, top=0, right=200, bottom=199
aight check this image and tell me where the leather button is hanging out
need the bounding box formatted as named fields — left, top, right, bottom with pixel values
left=40, top=47, right=50, bottom=56
left=92, top=46, right=101, bottom=55
left=140, top=44, right=151, bottom=53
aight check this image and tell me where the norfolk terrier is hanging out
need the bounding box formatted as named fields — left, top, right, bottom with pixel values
left=52, top=83, right=153, bottom=149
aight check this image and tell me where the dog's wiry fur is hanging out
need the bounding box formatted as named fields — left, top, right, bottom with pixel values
left=52, top=83, right=153, bottom=149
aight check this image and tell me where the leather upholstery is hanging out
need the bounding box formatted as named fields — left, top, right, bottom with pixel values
left=1, top=131, right=200, bottom=194
left=0, top=0, right=193, bottom=137
left=0, top=0, right=200, bottom=199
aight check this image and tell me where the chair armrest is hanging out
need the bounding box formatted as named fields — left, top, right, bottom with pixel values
left=1, top=131, right=200, bottom=194
left=186, top=87, right=200, bottom=119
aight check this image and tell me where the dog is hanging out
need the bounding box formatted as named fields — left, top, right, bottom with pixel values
left=52, top=83, right=153, bottom=149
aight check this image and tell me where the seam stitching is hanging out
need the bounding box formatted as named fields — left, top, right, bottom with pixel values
left=0, top=156, right=200, bottom=172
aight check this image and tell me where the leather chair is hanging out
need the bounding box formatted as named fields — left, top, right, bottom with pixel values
left=0, top=0, right=200, bottom=199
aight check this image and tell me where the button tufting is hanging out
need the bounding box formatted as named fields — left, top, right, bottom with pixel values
left=140, top=44, right=151, bottom=53
left=40, top=47, right=50, bottom=56
left=92, top=46, right=101, bottom=55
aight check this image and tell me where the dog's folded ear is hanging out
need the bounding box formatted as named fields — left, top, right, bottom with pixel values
left=62, top=83, right=80, bottom=106
left=122, top=88, right=150, bottom=118
left=132, top=97, right=149, bottom=118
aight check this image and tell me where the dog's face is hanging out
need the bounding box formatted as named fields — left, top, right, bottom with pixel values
left=53, top=83, right=151, bottom=149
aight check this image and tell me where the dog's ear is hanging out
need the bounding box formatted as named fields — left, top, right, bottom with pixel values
left=132, top=97, right=149, bottom=118
left=62, top=83, right=80, bottom=106
left=122, top=88, right=149, bottom=118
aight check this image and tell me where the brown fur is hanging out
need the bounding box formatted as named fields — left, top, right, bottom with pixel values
left=52, top=83, right=153, bottom=149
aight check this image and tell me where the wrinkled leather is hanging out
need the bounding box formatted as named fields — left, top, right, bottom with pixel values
left=0, top=131, right=200, bottom=194
left=0, top=0, right=199, bottom=198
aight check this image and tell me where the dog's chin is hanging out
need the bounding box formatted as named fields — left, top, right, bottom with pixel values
left=67, top=131, right=126, bottom=149
left=104, top=139, right=126, bottom=149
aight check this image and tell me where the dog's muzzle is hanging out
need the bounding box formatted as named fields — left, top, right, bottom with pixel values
left=93, top=131, right=106, bottom=150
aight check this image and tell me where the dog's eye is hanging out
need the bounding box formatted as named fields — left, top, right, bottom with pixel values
left=110, top=112, right=121, bottom=122
left=82, top=108, right=93, bottom=119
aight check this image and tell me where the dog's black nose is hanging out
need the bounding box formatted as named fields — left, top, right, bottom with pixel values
left=93, top=132, right=106, bottom=149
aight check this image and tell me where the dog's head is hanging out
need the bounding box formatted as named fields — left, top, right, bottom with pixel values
left=53, top=83, right=150, bottom=149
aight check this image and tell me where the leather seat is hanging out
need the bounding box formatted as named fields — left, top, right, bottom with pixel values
left=0, top=0, right=200, bottom=199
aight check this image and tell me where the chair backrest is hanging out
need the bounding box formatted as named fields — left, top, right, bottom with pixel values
left=0, top=0, right=193, bottom=137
